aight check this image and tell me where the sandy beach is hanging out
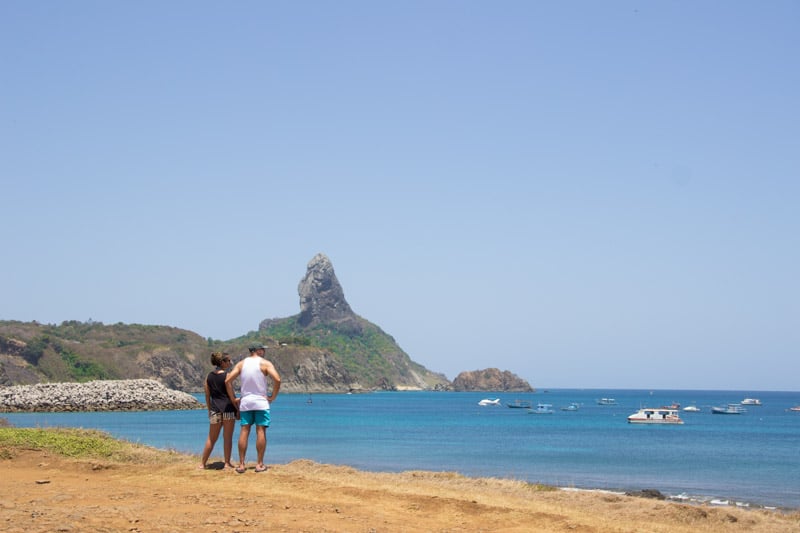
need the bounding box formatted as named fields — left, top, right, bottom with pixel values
left=2, top=445, right=798, bottom=533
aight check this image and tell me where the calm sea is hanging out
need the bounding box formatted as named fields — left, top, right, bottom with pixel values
left=4, top=389, right=800, bottom=509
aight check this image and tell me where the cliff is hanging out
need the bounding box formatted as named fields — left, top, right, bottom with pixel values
left=0, top=321, right=208, bottom=391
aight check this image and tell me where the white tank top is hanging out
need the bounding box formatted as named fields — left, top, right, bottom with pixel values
left=239, top=356, right=271, bottom=411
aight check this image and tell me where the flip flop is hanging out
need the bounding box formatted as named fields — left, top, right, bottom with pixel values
left=235, top=466, right=246, bottom=474
left=254, top=465, right=267, bottom=473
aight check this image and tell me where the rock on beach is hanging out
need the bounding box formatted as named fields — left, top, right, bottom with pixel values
left=0, top=379, right=202, bottom=412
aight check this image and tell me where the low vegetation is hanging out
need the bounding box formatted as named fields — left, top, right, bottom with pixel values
left=0, top=427, right=177, bottom=464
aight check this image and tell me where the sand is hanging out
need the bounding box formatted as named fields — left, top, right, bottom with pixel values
left=1, top=449, right=798, bottom=533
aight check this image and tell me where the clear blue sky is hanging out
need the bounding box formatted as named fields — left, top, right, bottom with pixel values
left=2, top=2, right=798, bottom=391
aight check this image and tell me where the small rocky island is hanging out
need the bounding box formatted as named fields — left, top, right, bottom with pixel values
left=0, top=379, right=202, bottom=412
left=451, top=368, right=534, bottom=392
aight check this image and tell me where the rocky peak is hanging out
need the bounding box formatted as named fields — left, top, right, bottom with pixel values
left=297, top=253, right=355, bottom=328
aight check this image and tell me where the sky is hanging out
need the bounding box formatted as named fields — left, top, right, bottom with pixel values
left=2, top=2, right=798, bottom=391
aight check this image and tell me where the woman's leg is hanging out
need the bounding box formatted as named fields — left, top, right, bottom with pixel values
left=222, top=418, right=236, bottom=468
left=200, top=422, right=223, bottom=468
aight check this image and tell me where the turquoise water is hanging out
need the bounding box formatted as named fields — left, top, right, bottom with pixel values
left=4, top=389, right=799, bottom=509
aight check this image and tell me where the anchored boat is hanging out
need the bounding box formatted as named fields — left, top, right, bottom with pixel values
left=712, top=404, right=747, bottom=415
left=627, top=407, right=684, bottom=424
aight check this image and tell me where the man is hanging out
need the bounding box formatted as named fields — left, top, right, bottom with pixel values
left=225, top=342, right=281, bottom=473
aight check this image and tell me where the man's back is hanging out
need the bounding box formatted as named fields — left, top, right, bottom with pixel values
left=239, top=356, right=270, bottom=411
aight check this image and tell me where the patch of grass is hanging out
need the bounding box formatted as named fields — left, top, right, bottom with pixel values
left=525, top=482, right=558, bottom=492
left=0, top=427, right=179, bottom=464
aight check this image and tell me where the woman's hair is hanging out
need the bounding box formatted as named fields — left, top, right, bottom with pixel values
left=210, top=351, right=224, bottom=366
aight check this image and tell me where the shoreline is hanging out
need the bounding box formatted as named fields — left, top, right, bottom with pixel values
left=2, top=447, right=798, bottom=532
left=3, top=388, right=799, bottom=511
left=558, top=487, right=793, bottom=514
left=2, top=418, right=794, bottom=513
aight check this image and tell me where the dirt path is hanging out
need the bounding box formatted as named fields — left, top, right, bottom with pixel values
left=1, top=450, right=797, bottom=532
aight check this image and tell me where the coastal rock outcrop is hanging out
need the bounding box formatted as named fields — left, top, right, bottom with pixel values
left=0, top=379, right=202, bottom=412
left=451, top=368, right=534, bottom=392
left=258, top=253, right=451, bottom=391
left=296, top=253, right=360, bottom=333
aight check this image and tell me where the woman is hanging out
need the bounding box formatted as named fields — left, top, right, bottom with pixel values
left=199, top=352, right=239, bottom=469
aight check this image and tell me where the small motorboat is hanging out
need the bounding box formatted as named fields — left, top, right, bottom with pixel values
left=682, top=404, right=701, bottom=412
left=740, top=398, right=762, bottom=406
left=712, top=404, right=746, bottom=414
left=507, top=399, right=533, bottom=409
left=596, top=398, right=617, bottom=405
left=477, top=398, right=501, bottom=406
left=560, top=402, right=580, bottom=411
left=529, top=403, right=554, bottom=414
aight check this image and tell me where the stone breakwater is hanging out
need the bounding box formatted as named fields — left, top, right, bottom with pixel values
left=0, top=379, right=203, bottom=412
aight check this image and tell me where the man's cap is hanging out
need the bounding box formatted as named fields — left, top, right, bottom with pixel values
left=248, top=343, right=269, bottom=351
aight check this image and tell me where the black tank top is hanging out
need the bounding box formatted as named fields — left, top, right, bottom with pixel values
left=206, top=371, right=236, bottom=414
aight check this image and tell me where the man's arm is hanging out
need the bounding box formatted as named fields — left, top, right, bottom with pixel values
left=262, top=360, right=281, bottom=402
left=225, top=361, right=242, bottom=405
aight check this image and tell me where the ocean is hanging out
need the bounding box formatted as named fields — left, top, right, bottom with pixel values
left=4, top=389, right=799, bottom=509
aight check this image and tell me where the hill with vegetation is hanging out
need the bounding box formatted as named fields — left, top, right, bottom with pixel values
left=0, top=254, right=450, bottom=393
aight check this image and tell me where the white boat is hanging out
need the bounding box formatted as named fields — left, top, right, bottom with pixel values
left=529, top=403, right=554, bottom=414
left=560, top=402, right=580, bottom=411
left=740, top=398, right=762, bottom=406
left=596, top=398, right=617, bottom=405
left=790, top=406, right=800, bottom=412
left=477, top=398, right=501, bottom=406
left=682, top=405, right=701, bottom=412
left=711, top=404, right=746, bottom=414
left=627, top=407, right=684, bottom=424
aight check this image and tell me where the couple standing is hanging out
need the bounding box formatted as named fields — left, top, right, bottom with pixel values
left=199, top=343, right=282, bottom=473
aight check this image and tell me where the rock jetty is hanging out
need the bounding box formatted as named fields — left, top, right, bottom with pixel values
left=0, top=379, right=203, bottom=412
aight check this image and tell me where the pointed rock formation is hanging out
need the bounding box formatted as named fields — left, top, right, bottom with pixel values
left=297, top=253, right=359, bottom=333
left=257, top=253, right=450, bottom=391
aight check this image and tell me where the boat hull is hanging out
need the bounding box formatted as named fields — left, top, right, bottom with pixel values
left=712, top=404, right=746, bottom=414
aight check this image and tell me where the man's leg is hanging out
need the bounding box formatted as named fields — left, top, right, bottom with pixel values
left=255, top=425, right=267, bottom=468
left=237, top=423, right=251, bottom=472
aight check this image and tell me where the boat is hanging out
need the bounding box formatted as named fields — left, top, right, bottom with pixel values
left=506, top=400, right=532, bottom=409
left=477, top=398, right=501, bottom=406
left=682, top=405, right=701, bottom=412
left=789, top=406, right=800, bottom=412
left=711, top=404, right=746, bottom=414
left=740, top=398, right=762, bottom=406
left=627, top=407, right=684, bottom=424
left=529, top=403, right=554, bottom=414
left=596, top=398, right=617, bottom=405
left=560, top=402, right=580, bottom=411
